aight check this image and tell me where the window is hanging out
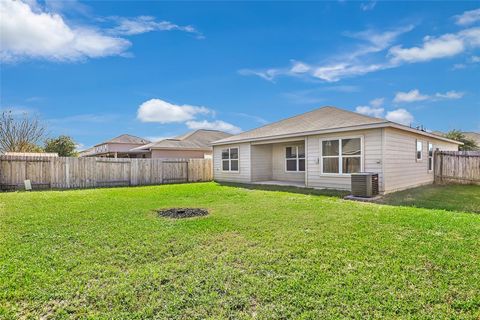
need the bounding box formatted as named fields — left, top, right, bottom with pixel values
left=428, top=142, right=433, bottom=171
left=416, top=140, right=423, bottom=160
left=221, top=147, right=239, bottom=172
left=322, top=138, right=361, bottom=174
left=285, top=146, right=305, bottom=172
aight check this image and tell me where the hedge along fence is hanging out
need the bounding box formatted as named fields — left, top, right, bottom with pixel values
left=0, top=155, right=213, bottom=191
left=434, top=151, right=480, bottom=185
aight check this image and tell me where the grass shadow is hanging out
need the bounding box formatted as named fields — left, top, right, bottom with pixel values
left=375, top=184, right=480, bottom=214
left=217, top=182, right=349, bottom=198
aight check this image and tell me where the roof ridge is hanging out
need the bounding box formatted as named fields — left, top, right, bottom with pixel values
left=215, top=106, right=386, bottom=142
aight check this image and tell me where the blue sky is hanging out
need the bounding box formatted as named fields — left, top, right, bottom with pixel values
left=1, top=0, right=479, bottom=149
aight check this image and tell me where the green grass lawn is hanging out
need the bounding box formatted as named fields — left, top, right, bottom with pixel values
left=1, top=182, right=480, bottom=319
left=378, top=184, right=480, bottom=213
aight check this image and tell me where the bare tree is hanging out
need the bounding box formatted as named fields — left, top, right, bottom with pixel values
left=0, top=110, right=46, bottom=153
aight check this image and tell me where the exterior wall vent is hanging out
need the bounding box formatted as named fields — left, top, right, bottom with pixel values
left=351, top=173, right=379, bottom=197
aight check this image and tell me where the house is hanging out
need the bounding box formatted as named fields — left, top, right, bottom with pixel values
left=211, top=106, right=461, bottom=193
left=131, top=129, right=232, bottom=159
left=433, top=131, right=480, bottom=150
left=79, top=134, right=151, bottom=158
left=463, top=132, right=480, bottom=149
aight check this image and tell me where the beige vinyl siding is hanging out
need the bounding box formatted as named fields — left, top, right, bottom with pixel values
left=306, top=129, right=383, bottom=191
left=271, top=142, right=305, bottom=183
left=383, top=127, right=458, bottom=193
left=251, top=144, right=273, bottom=181
left=213, top=143, right=251, bottom=183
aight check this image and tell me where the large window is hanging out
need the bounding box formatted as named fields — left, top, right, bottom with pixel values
left=416, top=140, right=423, bottom=160
left=222, top=147, right=239, bottom=172
left=428, top=142, right=433, bottom=171
left=322, top=138, right=361, bottom=174
left=285, top=145, right=305, bottom=172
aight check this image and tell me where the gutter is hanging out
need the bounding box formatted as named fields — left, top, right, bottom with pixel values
left=212, top=122, right=462, bottom=146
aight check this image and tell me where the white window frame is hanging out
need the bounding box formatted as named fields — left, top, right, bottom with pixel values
left=428, top=142, right=433, bottom=172
left=320, top=136, right=364, bottom=175
left=284, top=145, right=305, bottom=172
left=416, top=139, right=423, bottom=161
left=221, top=147, right=239, bottom=172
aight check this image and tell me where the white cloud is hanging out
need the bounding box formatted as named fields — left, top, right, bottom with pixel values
left=452, top=63, right=466, bottom=70
left=385, top=109, right=414, bottom=125
left=137, top=99, right=241, bottom=134
left=389, top=27, right=480, bottom=64
left=237, top=68, right=281, bottom=82
left=290, top=61, right=311, bottom=73
left=360, top=1, right=377, bottom=11
left=370, top=97, right=385, bottom=108
left=434, top=90, right=464, bottom=99
left=355, top=97, right=385, bottom=117
left=394, top=89, right=429, bottom=103
left=389, top=34, right=465, bottom=63
left=186, top=120, right=242, bottom=134
left=137, top=99, right=212, bottom=123
left=454, top=8, right=480, bottom=26
left=109, top=16, right=203, bottom=38
left=394, top=89, right=465, bottom=103
left=240, top=25, right=413, bottom=82
left=0, top=0, right=131, bottom=62
left=313, top=62, right=388, bottom=82
left=355, top=105, right=384, bottom=118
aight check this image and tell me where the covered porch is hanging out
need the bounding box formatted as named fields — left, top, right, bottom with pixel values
left=250, top=138, right=306, bottom=187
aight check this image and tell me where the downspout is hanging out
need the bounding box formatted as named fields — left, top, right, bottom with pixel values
left=305, top=136, right=308, bottom=187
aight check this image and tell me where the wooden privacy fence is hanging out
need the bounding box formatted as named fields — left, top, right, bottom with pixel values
left=434, top=151, right=480, bottom=185
left=0, top=155, right=213, bottom=191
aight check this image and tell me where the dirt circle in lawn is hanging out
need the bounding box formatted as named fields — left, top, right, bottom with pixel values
left=158, top=208, right=209, bottom=219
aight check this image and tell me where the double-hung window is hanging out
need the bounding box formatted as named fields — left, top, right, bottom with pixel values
left=321, top=138, right=361, bottom=174
left=416, top=140, right=423, bottom=161
left=222, top=147, right=239, bottom=172
left=428, top=142, right=433, bottom=171
left=285, top=146, right=305, bottom=172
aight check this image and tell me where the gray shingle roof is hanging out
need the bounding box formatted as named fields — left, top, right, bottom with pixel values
left=132, top=130, right=232, bottom=151
left=214, top=106, right=387, bottom=144
left=96, top=134, right=150, bottom=146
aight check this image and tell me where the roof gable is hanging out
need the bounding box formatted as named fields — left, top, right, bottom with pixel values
left=96, top=134, right=150, bottom=146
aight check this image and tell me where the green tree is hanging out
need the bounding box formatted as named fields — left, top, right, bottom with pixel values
left=44, top=135, right=78, bottom=157
left=444, top=130, right=478, bottom=151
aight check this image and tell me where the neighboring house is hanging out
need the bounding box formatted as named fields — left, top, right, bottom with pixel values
left=80, top=130, right=232, bottom=159
left=433, top=131, right=480, bottom=150
left=79, top=134, right=151, bottom=158
left=131, top=129, right=232, bottom=159
left=212, top=106, right=461, bottom=194
left=464, top=132, right=480, bottom=149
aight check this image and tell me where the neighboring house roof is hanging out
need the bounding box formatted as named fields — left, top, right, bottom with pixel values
left=78, top=147, right=95, bottom=156
left=133, top=130, right=232, bottom=151
left=213, top=106, right=461, bottom=145
left=94, top=134, right=150, bottom=147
